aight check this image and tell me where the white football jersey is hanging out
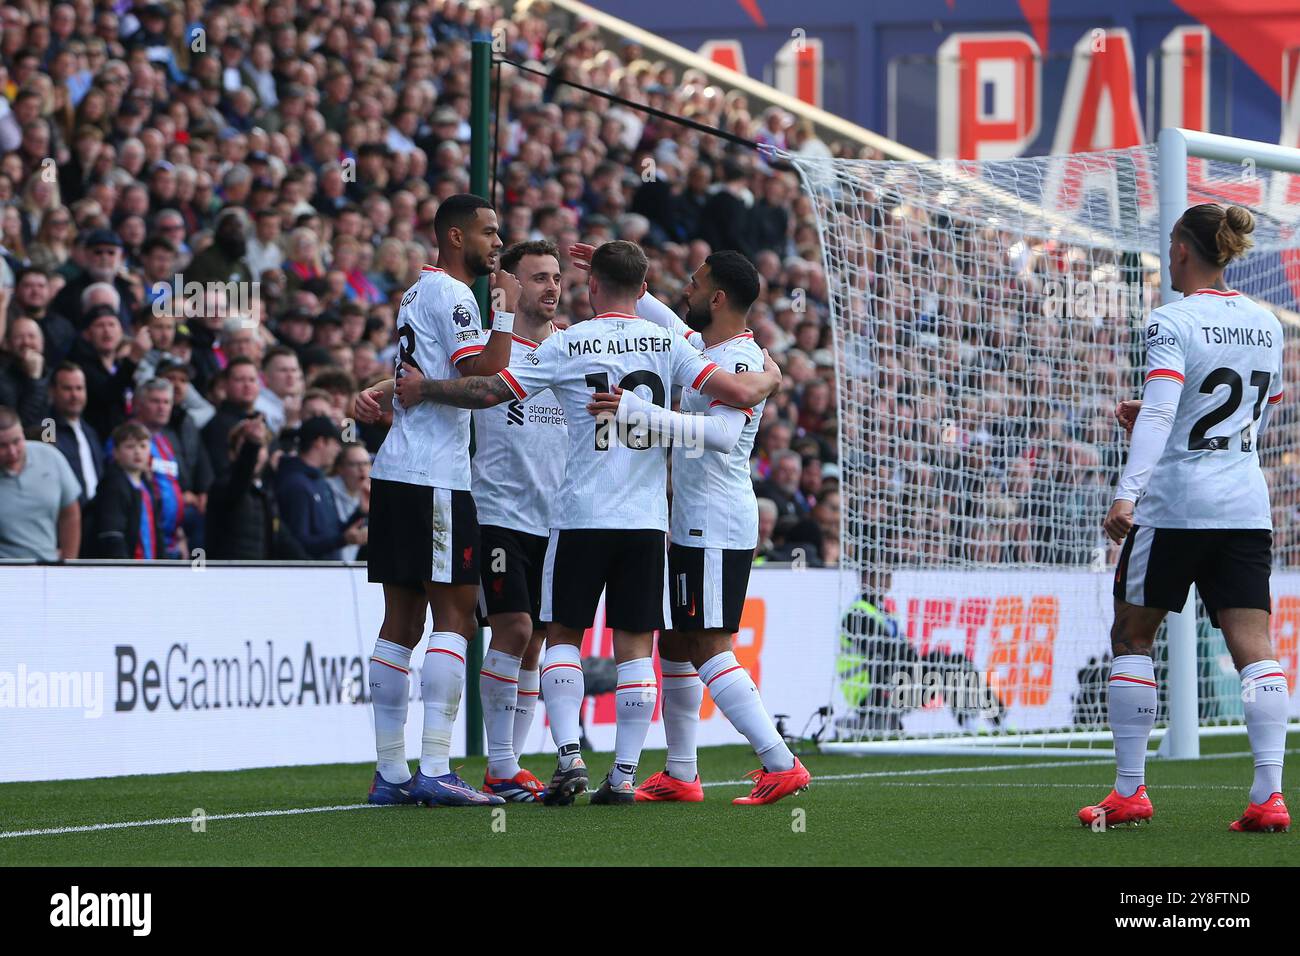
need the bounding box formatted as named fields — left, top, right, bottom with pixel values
left=371, top=266, right=485, bottom=490
left=671, top=331, right=766, bottom=550
left=472, top=332, right=568, bottom=537
left=1134, top=288, right=1284, bottom=529
left=498, top=312, right=720, bottom=530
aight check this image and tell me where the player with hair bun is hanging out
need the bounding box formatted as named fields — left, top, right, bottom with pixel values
left=1085, top=203, right=1289, bottom=832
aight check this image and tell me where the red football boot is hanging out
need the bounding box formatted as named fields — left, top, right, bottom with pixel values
left=635, top=770, right=705, bottom=803
left=1229, top=793, right=1290, bottom=833
left=733, top=757, right=811, bottom=805
left=1078, top=786, right=1154, bottom=829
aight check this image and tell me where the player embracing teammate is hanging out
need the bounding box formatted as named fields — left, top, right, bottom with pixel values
left=1086, top=203, right=1290, bottom=832
left=360, top=194, right=521, bottom=807
left=576, top=243, right=811, bottom=804
left=395, top=240, right=782, bottom=804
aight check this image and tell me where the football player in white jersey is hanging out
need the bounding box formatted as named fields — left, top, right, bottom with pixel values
left=359, top=239, right=568, bottom=802
left=575, top=244, right=811, bottom=804
left=470, top=240, right=568, bottom=801
left=361, top=194, right=521, bottom=808
left=394, top=240, right=782, bottom=804
left=1082, top=203, right=1289, bottom=832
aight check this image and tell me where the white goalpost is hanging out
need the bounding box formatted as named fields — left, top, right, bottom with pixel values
left=783, top=130, right=1300, bottom=757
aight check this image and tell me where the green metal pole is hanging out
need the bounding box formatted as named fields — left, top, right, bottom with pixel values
left=463, top=35, right=493, bottom=758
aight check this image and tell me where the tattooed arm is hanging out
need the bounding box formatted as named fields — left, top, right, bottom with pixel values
left=394, top=361, right=513, bottom=409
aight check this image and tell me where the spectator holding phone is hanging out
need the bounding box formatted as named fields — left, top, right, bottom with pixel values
left=206, top=416, right=306, bottom=561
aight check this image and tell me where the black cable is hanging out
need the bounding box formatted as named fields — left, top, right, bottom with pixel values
left=493, top=55, right=765, bottom=153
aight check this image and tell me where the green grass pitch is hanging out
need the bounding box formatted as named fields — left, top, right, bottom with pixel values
left=1, top=734, right=1295, bottom=866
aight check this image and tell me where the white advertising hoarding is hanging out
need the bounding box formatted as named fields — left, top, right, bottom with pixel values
left=0, top=565, right=842, bottom=783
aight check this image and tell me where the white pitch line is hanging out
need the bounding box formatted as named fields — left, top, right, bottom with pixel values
left=875, top=782, right=1242, bottom=790
left=0, top=803, right=379, bottom=840
left=0, top=749, right=1280, bottom=840
left=697, top=748, right=1276, bottom=788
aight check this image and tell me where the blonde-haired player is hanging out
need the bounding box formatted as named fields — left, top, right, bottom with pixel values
left=1086, top=203, right=1288, bottom=832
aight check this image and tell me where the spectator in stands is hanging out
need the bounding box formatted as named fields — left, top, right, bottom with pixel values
left=299, top=387, right=337, bottom=424
left=184, top=207, right=253, bottom=287
left=700, top=159, right=755, bottom=259
left=254, top=345, right=303, bottom=434
left=206, top=416, right=305, bottom=561
left=51, top=229, right=139, bottom=331
left=48, top=362, right=102, bottom=508
left=69, top=304, right=145, bottom=441
left=124, top=378, right=195, bottom=558
left=10, top=266, right=76, bottom=365
left=755, top=450, right=819, bottom=552
left=0, top=404, right=80, bottom=561
left=202, top=355, right=260, bottom=481
left=246, top=208, right=283, bottom=279
left=0, top=316, right=49, bottom=430
left=157, top=356, right=215, bottom=433
left=276, top=415, right=364, bottom=560
left=91, top=421, right=164, bottom=560
left=327, top=441, right=370, bottom=563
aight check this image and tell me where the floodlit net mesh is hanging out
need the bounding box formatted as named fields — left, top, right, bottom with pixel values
left=782, top=144, right=1300, bottom=745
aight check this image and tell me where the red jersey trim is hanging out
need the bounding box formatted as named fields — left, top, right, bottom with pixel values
left=692, top=363, right=721, bottom=390
left=421, top=265, right=444, bottom=273
left=1188, top=288, right=1240, bottom=297
left=594, top=311, right=639, bottom=320
left=1269, top=391, right=1284, bottom=405
left=450, top=344, right=485, bottom=365
left=512, top=333, right=541, bottom=348
left=1145, top=368, right=1185, bottom=384
left=498, top=369, right=526, bottom=400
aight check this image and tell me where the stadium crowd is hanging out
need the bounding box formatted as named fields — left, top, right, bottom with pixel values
left=12, top=1, right=1289, bottom=575
left=0, top=0, right=854, bottom=566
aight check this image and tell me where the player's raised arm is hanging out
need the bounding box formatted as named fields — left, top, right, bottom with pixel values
left=399, top=329, right=561, bottom=410
left=397, top=361, right=514, bottom=409
left=634, top=285, right=694, bottom=339
left=695, top=347, right=782, bottom=409
left=455, top=270, right=522, bottom=377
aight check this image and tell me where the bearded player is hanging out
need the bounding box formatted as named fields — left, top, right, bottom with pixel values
left=576, top=243, right=811, bottom=805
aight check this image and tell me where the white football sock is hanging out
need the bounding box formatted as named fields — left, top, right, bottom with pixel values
left=661, top=659, right=702, bottom=781
left=541, top=644, right=584, bottom=767
left=419, top=632, right=467, bottom=777
left=699, top=652, right=794, bottom=772
left=1241, top=659, right=1288, bottom=804
left=369, top=638, right=412, bottom=784
left=612, top=658, right=658, bottom=786
left=1109, top=655, right=1157, bottom=797
left=514, top=667, right=540, bottom=760
left=481, top=649, right=522, bottom=779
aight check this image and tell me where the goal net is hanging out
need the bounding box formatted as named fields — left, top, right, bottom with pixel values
left=782, top=137, right=1300, bottom=754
